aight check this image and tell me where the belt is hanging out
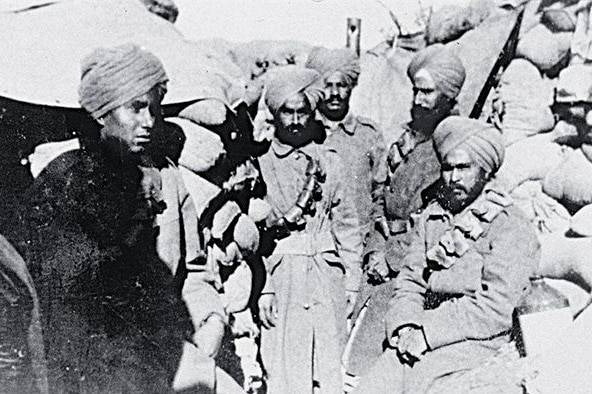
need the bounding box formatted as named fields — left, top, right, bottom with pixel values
left=273, top=232, right=336, bottom=256
left=388, top=219, right=409, bottom=235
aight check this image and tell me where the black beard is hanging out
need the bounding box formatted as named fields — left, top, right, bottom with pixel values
left=410, top=106, right=449, bottom=137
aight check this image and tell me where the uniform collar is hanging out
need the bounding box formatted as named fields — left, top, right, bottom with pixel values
left=319, top=112, right=357, bottom=136
left=270, top=139, right=297, bottom=158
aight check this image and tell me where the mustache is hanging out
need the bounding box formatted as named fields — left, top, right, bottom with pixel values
left=286, top=125, right=305, bottom=133
left=446, top=183, right=468, bottom=193
left=326, top=95, right=343, bottom=103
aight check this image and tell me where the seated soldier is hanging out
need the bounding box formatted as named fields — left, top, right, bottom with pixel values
left=352, top=116, right=540, bottom=393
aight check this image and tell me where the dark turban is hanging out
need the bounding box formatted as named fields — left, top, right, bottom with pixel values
left=78, top=43, right=168, bottom=119
left=407, top=44, right=466, bottom=99
left=305, top=47, right=360, bottom=86
left=433, top=116, right=504, bottom=173
left=264, top=65, right=323, bottom=113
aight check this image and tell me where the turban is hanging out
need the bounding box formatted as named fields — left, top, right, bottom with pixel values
left=407, top=44, right=466, bottom=99
left=305, top=47, right=360, bottom=86
left=78, top=43, right=168, bottom=119
left=556, top=64, right=592, bottom=103
left=264, top=65, right=323, bottom=113
left=433, top=116, right=504, bottom=173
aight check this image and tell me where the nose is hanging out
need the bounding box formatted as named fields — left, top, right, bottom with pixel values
left=292, top=112, right=300, bottom=125
left=329, top=84, right=339, bottom=98
left=450, top=168, right=462, bottom=183
left=414, top=91, right=426, bottom=106
left=139, top=107, right=155, bottom=129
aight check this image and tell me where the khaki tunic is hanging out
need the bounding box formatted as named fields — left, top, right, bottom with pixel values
left=258, top=139, right=363, bottom=394
left=322, top=114, right=387, bottom=238
left=353, top=190, right=540, bottom=393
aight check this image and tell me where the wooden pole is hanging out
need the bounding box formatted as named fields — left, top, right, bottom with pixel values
left=346, top=17, right=361, bottom=56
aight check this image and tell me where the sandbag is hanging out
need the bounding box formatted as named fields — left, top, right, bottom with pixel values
left=426, top=0, right=493, bottom=44
left=171, top=117, right=225, bottom=174
left=543, top=146, right=592, bottom=213
left=494, top=59, right=555, bottom=145
left=179, top=99, right=228, bottom=127
left=516, top=24, right=572, bottom=73
left=496, top=133, right=568, bottom=189
left=569, top=203, right=592, bottom=236
left=510, top=181, right=572, bottom=235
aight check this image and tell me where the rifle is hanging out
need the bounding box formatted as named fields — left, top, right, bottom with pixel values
left=469, top=8, right=524, bottom=119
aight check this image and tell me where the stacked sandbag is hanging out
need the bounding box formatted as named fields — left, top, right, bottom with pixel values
left=516, top=24, right=572, bottom=75
left=447, top=8, right=522, bottom=116
left=170, top=117, right=226, bottom=174
left=493, top=59, right=555, bottom=145
left=229, top=40, right=312, bottom=80
left=426, top=0, right=494, bottom=44
left=543, top=147, right=592, bottom=213
left=496, top=127, right=567, bottom=188
left=510, top=181, right=572, bottom=235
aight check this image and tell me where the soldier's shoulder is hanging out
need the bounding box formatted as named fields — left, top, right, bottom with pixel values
left=354, top=115, right=381, bottom=133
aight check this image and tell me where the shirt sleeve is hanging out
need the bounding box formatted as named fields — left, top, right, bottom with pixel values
left=384, top=211, right=429, bottom=344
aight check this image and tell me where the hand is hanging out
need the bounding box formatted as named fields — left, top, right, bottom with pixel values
left=346, top=290, right=358, bottom=319
left=375, top=216, right=390, bottom=239
left=365, top=251, right=390, bottom=283
left=396, top=327, right=428, bottom=364
left=258, top=293, right=278, bottom=329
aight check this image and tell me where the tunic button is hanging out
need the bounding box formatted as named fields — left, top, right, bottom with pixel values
left=303, top=303, right=310, bottom=310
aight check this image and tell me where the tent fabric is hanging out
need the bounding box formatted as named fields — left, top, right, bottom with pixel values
left=349, top=47, right=415, bottom=146
left=0, top=0, right=246, bottom=107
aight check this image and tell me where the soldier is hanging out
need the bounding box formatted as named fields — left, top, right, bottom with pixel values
left=14, top=44, right=199, bottom=392
left=256, top=66, right=363, bottom=394
left=345, top=43, right=467, bottom=383
left=353, top=116, right=539, bottom=393
left=305, top=47, right=388, bottom=241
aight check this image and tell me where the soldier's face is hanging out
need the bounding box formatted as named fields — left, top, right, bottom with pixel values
left=440, top=147, right=489, bottom=213
left=411, top=69, right=453, bottom=131
left=275, top=93, right=314, bottom=146
left=319, top=71, right=353, bottom=121
left=98, top=87, right=162, bottom=156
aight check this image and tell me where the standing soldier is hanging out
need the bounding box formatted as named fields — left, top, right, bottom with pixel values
left=256, top=66, right=363, bottom=394
left=305, top=47, right=388, bottom=242
left=345, top=44, right=467, bottom=384
left=14, top=44, right=197, bottom=392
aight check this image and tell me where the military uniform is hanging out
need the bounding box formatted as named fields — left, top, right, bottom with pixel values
left=322, top=114, right=387, bottom=239
left=353, top=183, right=539, bottom=393
left=15, top=144, right=191, bottom=393
left=258, top=139, right=363, bottom=394
left=345, top=124, right=441, bottom=377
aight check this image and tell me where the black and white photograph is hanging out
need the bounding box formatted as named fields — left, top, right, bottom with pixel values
left=0, top=0, right=591, bottom=392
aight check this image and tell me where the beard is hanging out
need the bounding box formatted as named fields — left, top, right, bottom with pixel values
left=438, top=174, right=489, bottom=214
left=410, top=105, right=450, bottom=136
